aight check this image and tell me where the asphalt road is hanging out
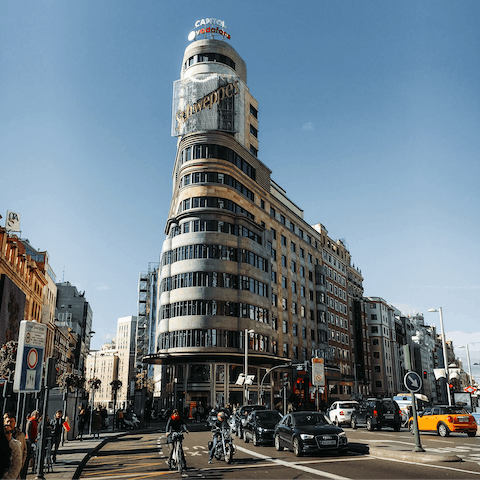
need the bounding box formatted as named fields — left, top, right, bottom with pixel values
left=80, top=425, right=480, bottom=479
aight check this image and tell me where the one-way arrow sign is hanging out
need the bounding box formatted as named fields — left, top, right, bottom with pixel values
left=404, top=371, right=422, bottom=393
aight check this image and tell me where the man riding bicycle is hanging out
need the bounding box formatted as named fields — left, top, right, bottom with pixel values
left=208, top=410, right=228, bottom=463
left=166, top=409, right=189, bottom=470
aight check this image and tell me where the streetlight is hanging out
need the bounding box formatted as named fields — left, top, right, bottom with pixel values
left=428, top=308, right=451, bottom=406
left=244, top=329, right=255, bottom=405
left=457, top=345, right=474, bottom=386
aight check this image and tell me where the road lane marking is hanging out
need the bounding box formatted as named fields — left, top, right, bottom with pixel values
left=235, top=445, right=352, bottom=480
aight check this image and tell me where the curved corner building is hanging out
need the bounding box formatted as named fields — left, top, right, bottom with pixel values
left=153, top=30, right=370, bottom=411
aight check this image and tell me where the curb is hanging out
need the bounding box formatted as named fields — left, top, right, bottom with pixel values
left=348, top=443, right=462, bottom=463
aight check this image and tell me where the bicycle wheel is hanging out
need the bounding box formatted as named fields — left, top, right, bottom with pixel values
left=177, top=443, right=184, bottom=474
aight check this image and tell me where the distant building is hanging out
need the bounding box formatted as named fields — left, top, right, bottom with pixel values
left=115, top=316, right=138, bottom=407
left=56, top=281, right=93, bottom=374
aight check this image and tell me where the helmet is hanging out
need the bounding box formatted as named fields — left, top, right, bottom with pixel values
left=217, top=411, right=225, bottom=421
left=171, top=409, right=180, bottom=421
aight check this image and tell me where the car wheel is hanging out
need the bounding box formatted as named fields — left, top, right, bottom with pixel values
left=274, top=434, right=283, bottom=451
left=293, top=437, right=302, bottom=457
left=393, top=423, right=401, bottom=432
left=253, top=432, right=259, bottom=446
left=244, top=431, right=249, bottom=443
left=237, top=426, right=242, bottom=438
left=366, top=418, right=374, bottom=431
left=409, top=422, right=415, bottom=435
left=350, top=416, right=357, bottom=429
left=467, top=432, right=476, bottom=437
left=438, top=423, right=450, bottom=437
left=334, top=417, right=340, bottom=427
left=338, top=447, right=348, bottom=456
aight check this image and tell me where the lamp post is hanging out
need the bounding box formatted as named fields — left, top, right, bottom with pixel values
left=428, top=308, right=451, bottom=406
left=244, top=329, right=254, bottom=404
left=458, top=345, right=473, bottom=386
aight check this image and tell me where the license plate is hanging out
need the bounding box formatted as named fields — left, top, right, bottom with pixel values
left=384, top=414, right=394, bottom=419
left=321, top=440, right=336, bottom=446
left=458, top=417, right=469, bottom=423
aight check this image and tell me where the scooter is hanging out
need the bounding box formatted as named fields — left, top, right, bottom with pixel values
left=124, top=413, right=140, bottom=429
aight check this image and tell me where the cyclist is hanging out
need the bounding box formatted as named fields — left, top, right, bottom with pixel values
left=208, top=410, right=228, bottom=464
left=166, top=409, right=189, bottom=470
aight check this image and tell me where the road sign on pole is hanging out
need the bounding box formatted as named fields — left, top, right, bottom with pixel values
left=404, top=371, right=422, bottom=393
left=13, top=320, right=47, bottom=393
left=312, top=357, right=325, bottom=387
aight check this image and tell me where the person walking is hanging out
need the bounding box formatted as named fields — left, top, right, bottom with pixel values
left=4, top=413, right=27, bottom=479
left=3, top=423, right=22, bottom=479
left=92, top=409, right=102, bottom=439
left=50, top=411, right=64, bottom=463
left=77, top=407, right=86, bottom=441
left=0, top=425, right=11, bottom=479
left=25, top=411, right=39, bottom=472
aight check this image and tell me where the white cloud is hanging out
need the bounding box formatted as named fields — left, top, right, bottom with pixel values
left=97, top=284, right=109, bottom=291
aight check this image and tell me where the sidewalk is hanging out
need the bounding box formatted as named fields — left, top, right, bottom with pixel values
left=26, top=430, right=129, bottom=480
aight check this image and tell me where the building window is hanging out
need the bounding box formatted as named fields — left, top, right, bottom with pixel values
left=283, top=343, right=289, bottom=357
left=371, top=326, right=378, bottom=333
left=292, top=324, right=297, bottom=336
left=291, top=242, right=296, bottom=253
left=293, top=346, right=299, bottom=359
left=250, top=145, right=258, bottom=157
left=250, top=124, right=258, bottom=138
left=372, top=339, right=379, bottom=345
left=291, top=281, right=297, bottom=293
left=283, top=320, right=288, bottom=334
left=291, top=261, right=296, bottom=273
left=271, top=228, right=276, bottom=239
left=250, top=104, right=258, bottom=118
left=282, top=276, right=287, bottom=288
left=260, top=199, right=265, bottom=209
left=281, top=255, right=287, bottom=267
left=281, top=235, right=287, bottom=246
left=270, top=207, right=276, bottom=218
left=373, top=351, right=380, bottom=358
left=302, top=326, right=306, bottom=339
left=375, top=381, right=382, bottom=388
left=280, top=215, right=286, bottom=225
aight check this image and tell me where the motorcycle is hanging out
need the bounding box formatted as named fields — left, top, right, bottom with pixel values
left=124, top=413, right=140, bottom=429
left=208, top=426, right=236, bottom=464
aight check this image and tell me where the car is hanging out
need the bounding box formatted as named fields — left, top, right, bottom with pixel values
left=350, top=398, right=402, bottom=431
left=243, top=409, right=283, bottom=446
left=274, top=411, right=348, bottom=457
left=472, top=412, right=480, bottom=428
left=233, top=405, right=267, bottom=439
left=409, top=405, right=477, bottom=437
left=327, top=401, right=359, bottom=427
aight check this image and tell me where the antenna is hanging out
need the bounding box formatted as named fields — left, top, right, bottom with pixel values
left=62, top=266, right=65, bottom=282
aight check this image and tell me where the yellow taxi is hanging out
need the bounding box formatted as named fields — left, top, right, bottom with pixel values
left=409, top=405, right=477, bottom=437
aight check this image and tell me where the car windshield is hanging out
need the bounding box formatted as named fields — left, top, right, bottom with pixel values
left=256, top=412, right=282, bottom=423
left=339, top=402, right=357, bottom=409
left=294, top=413, right=328, bottom=427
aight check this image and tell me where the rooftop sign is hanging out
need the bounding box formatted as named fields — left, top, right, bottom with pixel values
left=188, top=18, right=230, bottom=42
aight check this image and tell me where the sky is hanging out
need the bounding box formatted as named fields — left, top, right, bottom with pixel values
left=1, top=1, right=479, bottom=382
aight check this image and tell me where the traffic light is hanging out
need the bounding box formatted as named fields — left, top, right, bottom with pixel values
left=304, top=360, right=309, bottom=371
left=423, top=371, right=427, bottom=379
left=283, top=373, right=290, bottom=388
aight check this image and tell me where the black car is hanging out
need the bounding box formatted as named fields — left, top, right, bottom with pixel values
left=274, top=411, right=348, bottom=456
left=350, top=398, right=402, bottom=431
left=243, top=409, right=283, bottom=446
left=233, top=405, right=267, bottom=439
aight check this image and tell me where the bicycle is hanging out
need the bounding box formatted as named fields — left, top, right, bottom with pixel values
left=170, top=431, right=186, bottom=474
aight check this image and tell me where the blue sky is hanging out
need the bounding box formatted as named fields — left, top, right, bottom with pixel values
left=1, top=1, right=479, bottom=381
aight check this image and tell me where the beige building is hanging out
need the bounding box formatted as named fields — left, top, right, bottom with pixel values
left=148, top=31, right=366, bottom=410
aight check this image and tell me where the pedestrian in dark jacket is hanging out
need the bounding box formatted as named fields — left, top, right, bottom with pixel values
left=51, top=410, right=64, bottom=462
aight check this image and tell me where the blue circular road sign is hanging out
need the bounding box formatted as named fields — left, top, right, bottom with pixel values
left=404, top=371, right=422, bottom=393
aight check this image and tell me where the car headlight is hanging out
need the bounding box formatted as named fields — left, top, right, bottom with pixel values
left=300, top=434, right=315, bottom=440
left=338, top=432, right=346, bottom=438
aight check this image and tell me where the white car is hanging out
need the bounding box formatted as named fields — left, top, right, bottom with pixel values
left=327, top=401, right=359, bottom=426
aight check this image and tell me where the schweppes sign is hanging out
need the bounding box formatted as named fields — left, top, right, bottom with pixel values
left=172, top=77, right=240, bottom=136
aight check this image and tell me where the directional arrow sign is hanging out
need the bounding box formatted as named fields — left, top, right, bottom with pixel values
left=404, top=371, right=422, bottom=393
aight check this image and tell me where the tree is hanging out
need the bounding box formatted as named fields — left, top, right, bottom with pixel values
left=110, top=380, right=122, bottom=431
left=0, top=341, right=17, bottom=378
